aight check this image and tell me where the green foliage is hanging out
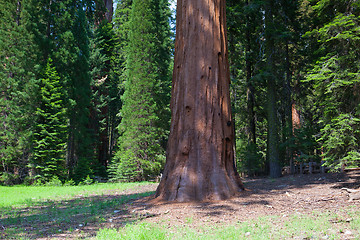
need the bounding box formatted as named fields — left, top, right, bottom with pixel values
left=110, top=0, right=171, bottom=181
left=237, top=142, right=264, bottom=176
left=45, top=176, right=63, bottom=186
left=32, top=59, right=67, bottom=181
left=304, top=0, right=360, bottom=169
left=89, top=20, right=121, bottom=177
left=109, top=149, right=140, bottom=182
left=2, top=0, right=359, bottom=181
left=282, top=123, right=320, bottom=164
left=79, top=175, right=94, bottom=185
left=69, top=7, right=95, bottom=180
left=0, top=172, right=17, bottom=186
left=318, top=114, right=360, bottom=170
left=0, top=0, right=37, bottom=182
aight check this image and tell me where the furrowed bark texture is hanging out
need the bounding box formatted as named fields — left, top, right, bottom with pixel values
left=155, top=0, right=244, bottom=202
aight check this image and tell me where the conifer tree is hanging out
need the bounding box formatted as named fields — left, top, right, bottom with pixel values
left=305, top=0, right=360, bottom=170
left=155, top=0, right=244, bottom=202
left=69, top=7, right=95, bottom=181
left=32, top=59, right=67, bottom=181
left=0, top=0, right=37, bottom=184
left=89, top=19, right=120, bottom=176
left=227, top=0, right=265, bottom=175
left=110, top=0, right=172, bottom=181
left=24, top=0, right=97, bottom=181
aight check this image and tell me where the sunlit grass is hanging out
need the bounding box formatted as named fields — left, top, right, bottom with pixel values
left=0, top=181, right=155, bottom=208
left=0, top=182, right=156, bottom=239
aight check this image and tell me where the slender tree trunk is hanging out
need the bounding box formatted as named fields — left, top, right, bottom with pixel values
left=245, top=0, right=257, bottom=175
left=94, top=0, right=112, bottom=169
left=245, top=0, right=256, bottom=146
left=284, top=42, right=295, bottom=173
left=265, top=0, right=282, bottom=178
left=155, top=0, right=244, bottom=202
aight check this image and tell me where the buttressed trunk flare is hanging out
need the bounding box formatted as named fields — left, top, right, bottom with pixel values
left=155, top=0, right=244, bottom=202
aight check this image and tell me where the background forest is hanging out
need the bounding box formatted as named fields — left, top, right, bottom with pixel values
left=0, top=0, right=359, bottom=186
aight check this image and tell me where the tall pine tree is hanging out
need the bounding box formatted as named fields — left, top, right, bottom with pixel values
left=32, top=59, right=67, bottom=182
left=24, top=0, right=97, bottom=182
left=109, top=0, right=172, bottom=181
left=0, top=0, right=37, bottom=184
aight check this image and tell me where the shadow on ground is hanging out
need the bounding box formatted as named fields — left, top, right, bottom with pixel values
left=131, top=170, right=360, bottom=220
left=0, top=191, right=155, bottom=239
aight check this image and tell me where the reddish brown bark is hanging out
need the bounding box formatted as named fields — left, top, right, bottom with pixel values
left=155, top=0, right=244, bottom=202
left=292, top=103, right=301, bottom=130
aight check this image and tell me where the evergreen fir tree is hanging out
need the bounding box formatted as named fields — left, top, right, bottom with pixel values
left=70, top=6, right=95, bottom=182
left=24, top=0, right=98, bottom=182
left=227, top=0, right=266, bottom=175
left=32, top=59, right=67, bottom=182
left=304, top=0, right=360, bottom=170
left=89, top=20, right=120, bottom=177
left=109, top=0, right=172, bottom=181
left=0, top=0, right=37, bottom=184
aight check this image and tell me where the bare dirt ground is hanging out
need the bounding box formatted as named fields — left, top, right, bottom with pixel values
left=129, top=170, right=360, bottom=224
left=58, top=170, right=360, bottom=239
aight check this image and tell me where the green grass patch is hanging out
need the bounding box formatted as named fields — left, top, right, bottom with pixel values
left=95, top=208, right=360, bottom=240
left=0, top=181, right=153, bottom=208
left=0, top=182, right=156, bottom=239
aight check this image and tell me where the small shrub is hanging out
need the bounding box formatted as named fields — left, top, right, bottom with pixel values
left=79, top=175, right=94, bottom=185
left=0, top=172, right=15, bottom=186
left=63, top=179, right=76, bottom=186
left=45, top=176, right=63, bottom=186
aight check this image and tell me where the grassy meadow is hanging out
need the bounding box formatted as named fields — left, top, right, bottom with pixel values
left=0, top=182, right=156, bottom=239
left=0, top=182, right=359, bottom=239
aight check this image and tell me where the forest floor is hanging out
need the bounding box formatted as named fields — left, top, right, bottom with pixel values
left=2, top=171, right=360, bottom=239
left=132, top=170, right=360, bottom=226
left=124, top=170, right=360, bottom=239
left=79, top=170, right=359, bottom=239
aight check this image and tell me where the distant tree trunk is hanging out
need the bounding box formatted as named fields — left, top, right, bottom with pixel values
left=265, top=0, right=282, bottom=178
left=93, top=0, right=113, bottom=170
left=284, top=42, right=294, bottom=173
left=98, top=0, right=113, bottom=167
left=103, top=0, right=113, bottom=22
left=155, top=0, right=244, bottom=202
left=245, top=0, right=257, bottom=175
left=245, top=0, right=256, bottom=146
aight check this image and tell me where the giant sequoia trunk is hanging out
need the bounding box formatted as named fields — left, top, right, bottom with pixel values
left=155, top=0, right=244, bottom=202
